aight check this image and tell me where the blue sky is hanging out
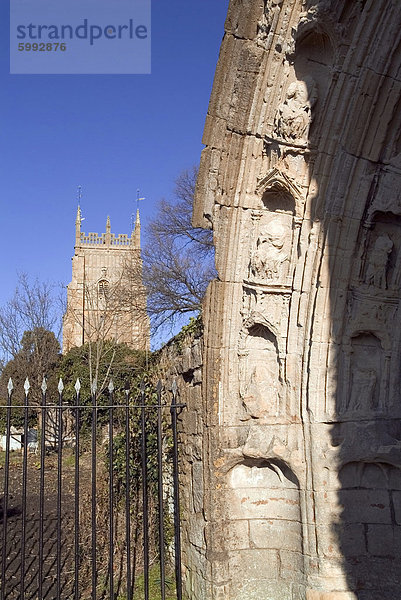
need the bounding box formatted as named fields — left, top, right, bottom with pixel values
left=0, top=1, right=229, bottom=327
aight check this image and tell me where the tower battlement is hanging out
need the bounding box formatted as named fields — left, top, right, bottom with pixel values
left=75, top=208, right=141, bottom=249
left=78, top=232, right=135, bottom=247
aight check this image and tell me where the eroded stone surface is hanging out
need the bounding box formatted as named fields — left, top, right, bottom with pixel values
left=190, top=0, right=401, bottom=598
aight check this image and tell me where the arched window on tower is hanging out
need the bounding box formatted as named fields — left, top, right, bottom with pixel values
left=98, top=279, right=109, bottom=298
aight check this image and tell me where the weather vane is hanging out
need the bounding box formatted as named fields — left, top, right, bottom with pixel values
left=77, top=185, right=85, bottom=221
left=136, top=188, right=145, bottom=210
left=132, top=188, right=145, bottom=232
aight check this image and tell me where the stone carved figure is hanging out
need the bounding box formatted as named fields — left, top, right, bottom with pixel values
left=364, top=233, right=393, bottom=289
left=345, top=333, right=383, bottom=413
left=243, top=365, right=280, bottom=418
left=274, top=78, right=317, bottom=143
left=250, top=221, right=290, bottom=282
left=241, top=324, right=281, bottom=418
left=348, top=367, right=377, bottom=412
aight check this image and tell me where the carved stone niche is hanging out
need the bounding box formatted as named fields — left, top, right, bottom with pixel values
left=242, top=286, right=291, bottom=333
left=257, top=168, right=303, bottom=214
left=247, top=169, right=303, bottom=288
left=293, top=24, right=334, bottom=141
left=238, top=318, right=284, bottom=420
left=339, top=332, right=387, bottom=417
left=358, top=211, right=401, bottom=294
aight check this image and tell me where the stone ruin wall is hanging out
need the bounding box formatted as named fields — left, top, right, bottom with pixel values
left=153, top=328, right=207, bottom=600
left=191, top=1, right=401, bottom=599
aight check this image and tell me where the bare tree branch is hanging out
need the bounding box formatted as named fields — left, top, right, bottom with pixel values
left=142, top=166, right=216, bottom=332
left=0, top=273, right=62, bottom=362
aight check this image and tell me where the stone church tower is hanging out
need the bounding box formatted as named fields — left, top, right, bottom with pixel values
left=63, top=207, right=150, bottom=354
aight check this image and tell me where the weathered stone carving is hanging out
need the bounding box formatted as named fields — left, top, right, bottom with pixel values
left=364, top=233, right=393, bottom=289
left=257, top=0, right=283, bottom=47
left=250, top=215, right=292, bottom=283
left=358, top=212, right=401, bottom=293
left=257, top=168, right=304, bottom=216
left=250, top=221, right=290, bottom=282
left=240, top=323, right=281, bottom=419
left=342, top=333, right=384, bottom=415
left=274, top=78, right=317, bottom=143
left=242, top=363, right=279, bottom=418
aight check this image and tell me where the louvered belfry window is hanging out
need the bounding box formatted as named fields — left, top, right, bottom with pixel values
left=98, top=279, right=109, bottom=297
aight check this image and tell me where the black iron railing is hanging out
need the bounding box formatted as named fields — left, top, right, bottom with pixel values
left=0, top=377, right=184, bottom=600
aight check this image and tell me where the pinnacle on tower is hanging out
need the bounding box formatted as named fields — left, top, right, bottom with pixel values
left=132, top=209, right=141, bottom=249
left=105, top=215, right=111, bottom=245
left=75, top=205, right=82, bottom=246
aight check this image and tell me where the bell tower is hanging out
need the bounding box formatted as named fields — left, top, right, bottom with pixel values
left=63, top=207, right=150, bottom=354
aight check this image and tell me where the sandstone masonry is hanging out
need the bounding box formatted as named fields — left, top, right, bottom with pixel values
left=190, top=1, right=401, bottom=598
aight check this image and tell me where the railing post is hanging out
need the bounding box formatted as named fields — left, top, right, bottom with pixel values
left=1, top=378, right=13, bottom=600
left=20, top=377, right=30, bottom=600
left=170, top=380, right=182, bottom=600
left=56, top=378, right=64, bottom=599
left=74, top=378, right=81, bottom=600
left=38, top=377, right=47, bottom=600
left=140, top=379, right=149, bottom=600
left=91, top=379, right=97, bottom=600
left=156, top=379, right=166, bottom=600
left=125, top=382, right=132, bottom=600
left=108, top=379, right=115, bottom=600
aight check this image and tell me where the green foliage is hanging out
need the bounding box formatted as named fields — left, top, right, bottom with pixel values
left=151, top=314, right=203, bottom=358
left=174, top=314, right=203, bottom=351
left=0, top=328, right=60, bottom=399
left=107, top=379, right=171, bottom=502
left=100, top=564, right=176, bottom=600
left=55, top=341, right=148, bottom=436
left=59, top=342, right=147, bottom=401
left=0, top=327, right=61, bottom=429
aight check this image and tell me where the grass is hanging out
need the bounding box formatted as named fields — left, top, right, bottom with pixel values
left=94, top=564, right=176, bottom=600
left=0, top=450, right=23, bottom=467
left=131, top=564, right=176, bottom=600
